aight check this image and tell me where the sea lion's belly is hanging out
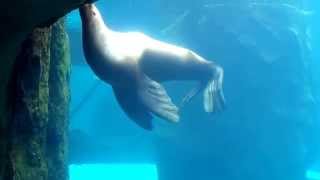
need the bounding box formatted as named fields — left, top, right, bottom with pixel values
left=84, top=46, right=137, bottom=86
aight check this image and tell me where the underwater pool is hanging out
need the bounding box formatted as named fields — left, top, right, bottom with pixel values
left=69, top=164, right=158, bottom=180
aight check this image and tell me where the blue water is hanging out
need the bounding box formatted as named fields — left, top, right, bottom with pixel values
left=67, top=1, right=320, bottom=180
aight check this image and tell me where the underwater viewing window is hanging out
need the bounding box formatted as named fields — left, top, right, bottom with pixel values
left=69, top=164, right=158, bottom=180
left=307, top=170, right=320, bottom=180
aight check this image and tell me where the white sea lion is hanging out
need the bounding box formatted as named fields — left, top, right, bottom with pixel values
left=79, top=3, right=225, bottom=130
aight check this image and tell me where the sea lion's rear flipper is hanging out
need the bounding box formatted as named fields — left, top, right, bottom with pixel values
left=112, top=86, right=153, bottom=130
left=179, top=83, right=204, bottom=109
left=204, top=67, right=226, bottom=113
left=138, top=75, right=180, bottom=123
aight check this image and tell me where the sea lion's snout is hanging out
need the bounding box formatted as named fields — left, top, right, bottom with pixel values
left=81, top=4, right=94, bottom=13
left=80, top=3, right=90, bottom=11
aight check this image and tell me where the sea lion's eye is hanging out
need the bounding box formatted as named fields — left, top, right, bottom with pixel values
left=92, top=12, right=96, bottom=16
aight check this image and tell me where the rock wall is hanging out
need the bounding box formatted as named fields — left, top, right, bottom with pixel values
left=47, top=19, right=71, bottom=180
left=5, top=26, right=52, bottom=180
left=1, top=19, right=70, bottom=180
left=0, top=0, right=95, bottom=179
left=0, top=2, right=93, bottom=178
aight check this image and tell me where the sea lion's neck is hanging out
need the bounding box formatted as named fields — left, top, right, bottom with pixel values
left=80, top=4, right=117, bottom=81
left=79, top=4, right=112, bottom=35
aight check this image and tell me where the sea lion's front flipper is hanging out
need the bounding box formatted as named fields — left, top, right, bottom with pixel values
left=138, top=75, right=180, bottom=123
left=112, top=86, right=153, bottom=130
left=112, top=76, right=179, bottom=130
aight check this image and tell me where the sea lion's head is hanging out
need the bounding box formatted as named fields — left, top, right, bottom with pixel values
left=79, top=3, right=102, bottom=26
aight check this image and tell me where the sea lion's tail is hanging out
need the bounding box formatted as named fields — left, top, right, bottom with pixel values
left=203, top=66, right=226, bottom=113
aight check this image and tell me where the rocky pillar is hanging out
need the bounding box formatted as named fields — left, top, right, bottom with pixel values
left=5, top=27, right=52, bottom=180
left=47, top=18, right=71, bottom=180
left=3, top=18, right=71, bottom=180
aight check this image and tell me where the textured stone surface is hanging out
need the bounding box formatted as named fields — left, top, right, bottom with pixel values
left=5, top=27, right=51, bottom=180
left=0, top=0, right=92, bottom=179
left=47, top=18, right=71, bottom=180
left=0, top=18, right=71, bottom=180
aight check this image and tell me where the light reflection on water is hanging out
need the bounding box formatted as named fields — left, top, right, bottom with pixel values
left=69, top=164, right=158, bottom=180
